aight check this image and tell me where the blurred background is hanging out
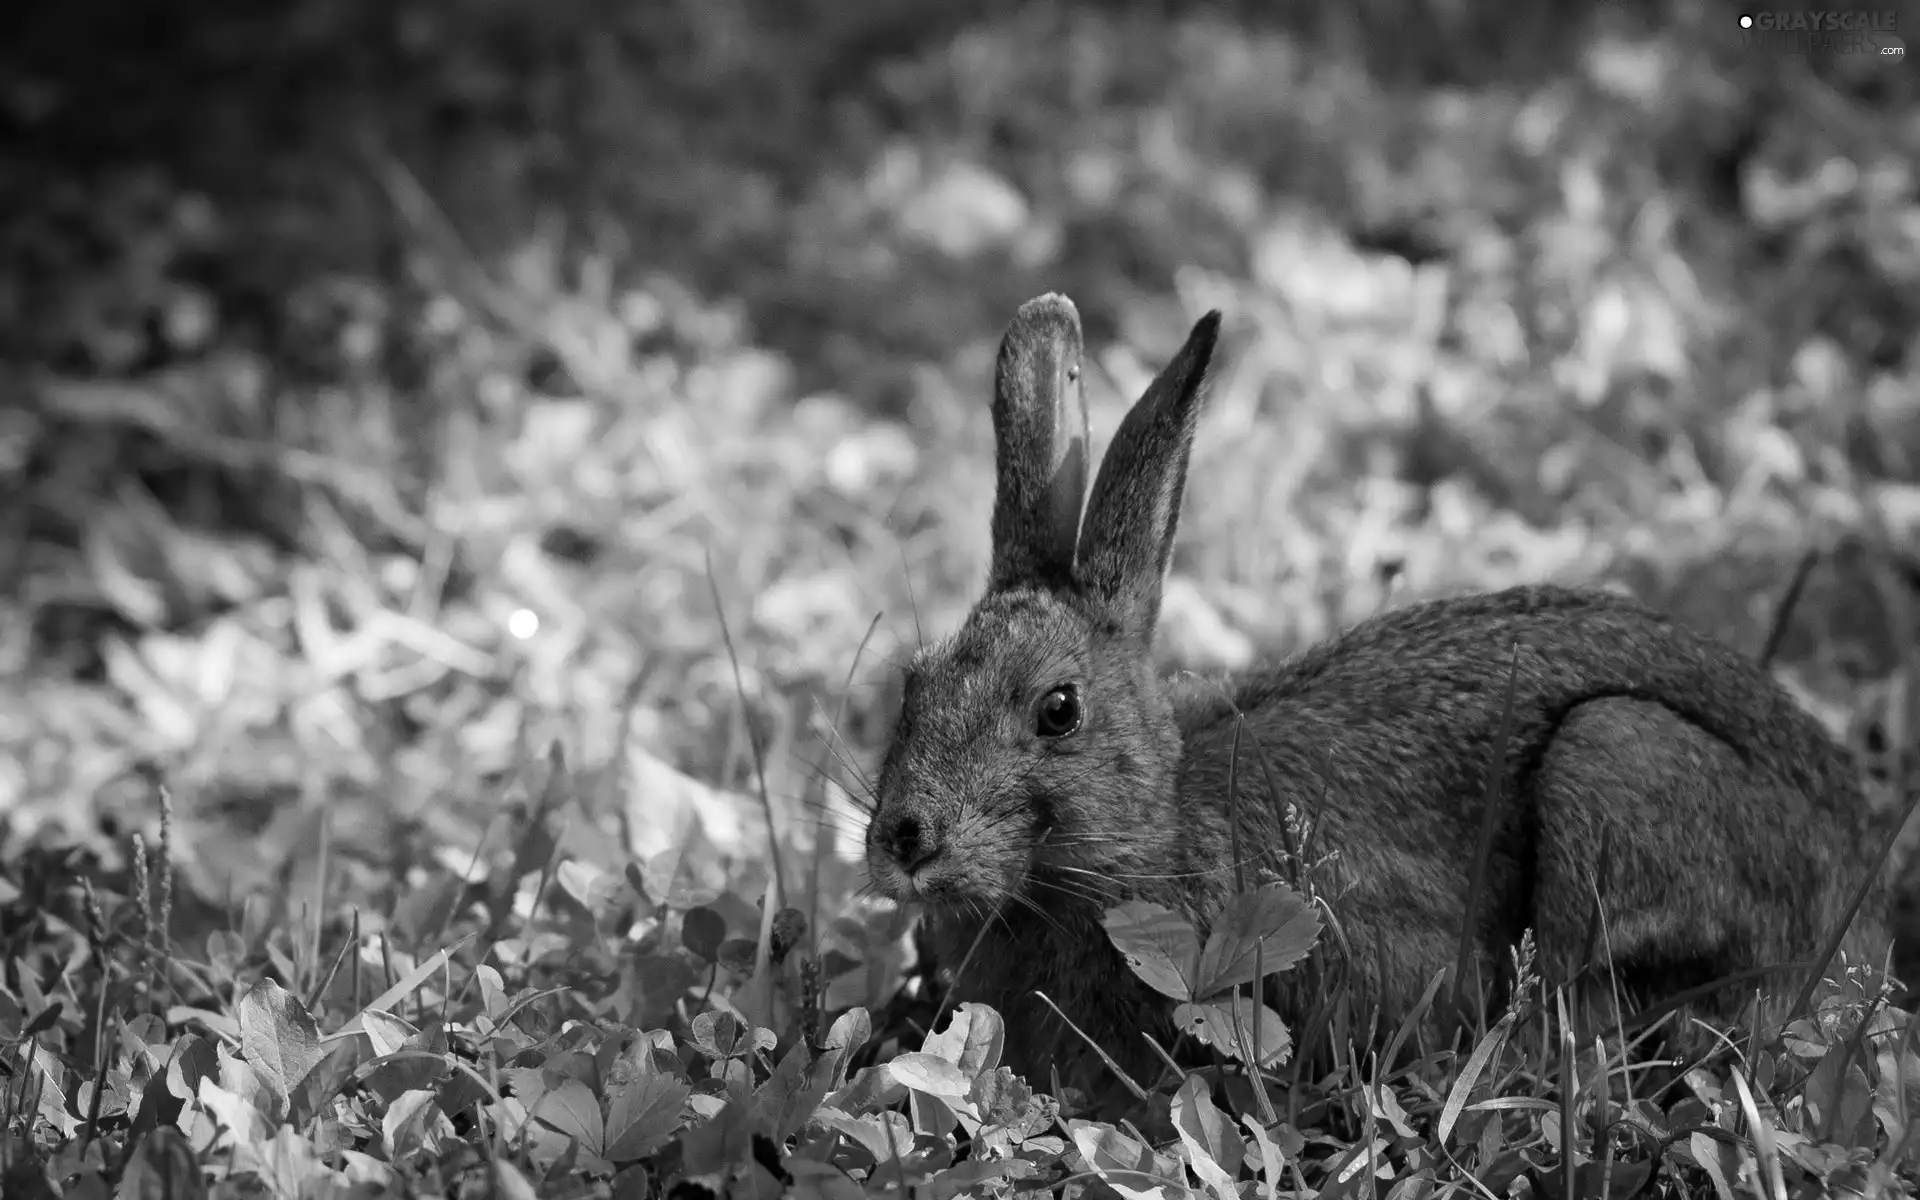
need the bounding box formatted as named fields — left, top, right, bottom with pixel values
left=1, top=0, right=1917, bottom=961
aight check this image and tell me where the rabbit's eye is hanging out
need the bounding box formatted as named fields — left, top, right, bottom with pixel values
left=1034, top=685, right=1083, bottom=738
left=1066, top=363, right=1080, bottom=382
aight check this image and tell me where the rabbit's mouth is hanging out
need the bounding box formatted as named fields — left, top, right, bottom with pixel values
left=869, top=843, right=1026, bottom=916
left=877, top=851, right=1007, bottom=910
left=867, top=802, right=1030, bottom=910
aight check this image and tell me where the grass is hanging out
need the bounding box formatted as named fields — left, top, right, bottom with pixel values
left=2, top=0, right=1920, bottom=1193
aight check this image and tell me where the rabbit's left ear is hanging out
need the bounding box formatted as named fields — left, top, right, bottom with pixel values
left=987, top=293, right=1091, bottom=593
left=1076, top=310, right=1222, bottom=635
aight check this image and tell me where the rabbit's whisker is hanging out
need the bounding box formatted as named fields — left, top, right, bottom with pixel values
left=807, top=696, right=880, bottom=807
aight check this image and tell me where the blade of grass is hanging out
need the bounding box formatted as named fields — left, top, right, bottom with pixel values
left=1383, top=967, right=1450, bottom=1073
left=1727, top=1061, right=1787, bottom=1200
left=78, top=881, right=110, bottom=1155
left=705, top=547, right=787, bottom=911
left=1227, top=716, right=1246, bottom=895
left=749, top=869, right=780, bottom=1036
left=1557, top=991, right=1577, bottom=1200
left=1289, top=898, right=1351, bottom=1090
left=1437, top=1011, right=1514, bottom=1148
left=1574, top=826, right=1614, bottom=986
left=1139, top=1030, right=1185, bottom=1091
left=807, top=612, right=885, bottom=964
left=304, top=928, right=360, bottom=1013
left=1228, top=703, right=1305, bottom=889
left=1756, top=546, right=1819, bottom=669
left=1455, top=641, right=1521, bottom=1026
left=311, top=790, right=332, bottom=999
left=898, top=541, right=925, bottom=651
left=1032, top=989, right=1149, bottom=1102
left=331, top=935, right=475, bottom=1040
left=1248, top=938, right=1278, bottom=1125
left=1227, top=986, right=1263, bottom=1098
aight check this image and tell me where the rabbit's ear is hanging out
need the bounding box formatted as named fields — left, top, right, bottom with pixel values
left=988, top=293, right=1091, bottom=593
left=1076, top=310, right=1222, bottom=634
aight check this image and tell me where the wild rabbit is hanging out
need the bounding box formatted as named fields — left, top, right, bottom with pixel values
left=864, top=293, right=1890, bottom=1098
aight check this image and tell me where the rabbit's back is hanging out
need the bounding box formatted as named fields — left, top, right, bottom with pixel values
left=1173, top=584, right=1885, bottom=1023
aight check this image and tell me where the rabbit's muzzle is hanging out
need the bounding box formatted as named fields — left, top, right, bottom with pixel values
left=873, top=809, right=942, bottom=874
left=866, top=798, right=1032, bottom=909
left=867, top=806, right=951, bottom=900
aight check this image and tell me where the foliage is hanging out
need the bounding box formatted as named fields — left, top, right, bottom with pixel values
left=1103, top=883, right=1322, bottom=1070
left=2, top=799, right=1914, bottom=1196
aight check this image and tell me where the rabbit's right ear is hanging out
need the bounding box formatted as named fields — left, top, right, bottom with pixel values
left=1076, top=310, right=1222, bottom=635
left=987, top=293, right=1091, bottom=593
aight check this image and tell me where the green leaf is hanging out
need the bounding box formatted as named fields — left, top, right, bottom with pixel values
left=770, top=906, right=808, bottom=963
left=127, top=1051, right=185, bottom=1142
left=682, top=906, right=727, bottom=960
left=816, top=1107, right=914, bottom=1167
left=165, top=1035, right=219, bottom=1108
left=475, top=964, right=510, bottom=1020
left=1363, top=1081, right=1418, bottom=1139
left=382, top=1088, right=456, bottom=1162
left=606, top=1071, right=690, bottom=1161
left=825, top=1064, right=909, bottom=1116
left=718, top=936, right=760, bottom=973
left=621, top=952, right=701, bottom=1027
left=819, top=1006, right=872, bottom=1093
left=195, top=1072, right=272, bottom=1145
left=1241, top=1115, right=1288, bottom=1196
left=1101, top=901, right=1201, bottom=1001
left=492, top=1161, right=541, bottom=1200
left=886, top=1052, right=973, bottom=1099
left=361, top=1047, right=449, bottom=1104
left=235, top=979, right=323, bottom=1106
left=917, top=1159, right=1035, bottom=1200
left=359, top=1008, right=419, bottom=1058
left=1571, top=1158, right=1654, bottom=1199
left=530, top=1077, right=605, bottom=1156
left=756, top=1040, right=831, bottom=1143
left=920, top=1002, right=1004, bottom=1080
left=787, top=1159, right=868, bottom=1200
left=288, top=1041, right=366, bottom=1128
left=681, top=1097, right=756, bottom=1176
left=1068, top=1120, right=1193, bottom=1200
left=234, top=1123, right=331, bottom=1198
left=119, top=1128, right=206, bottom=1200
left=1174, top=998, right=1292, bottom=1067
left=1193, top=882, right=1321, bottom=996
left=975, top=1067, right=1053, bottom=1141
left=1805, top=1042, right=1876, bottom=1148
left=690, top=1010, right=748, bottom=1058
left=1688, top=1130, right=1741, bottom=1200
left=1170, top=1076, right=1241, bottom=1200
left=826, top=1006, right=872, bottom=1054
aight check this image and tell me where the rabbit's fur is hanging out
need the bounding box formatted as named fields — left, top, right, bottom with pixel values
left=865, top=293, right=1891, bottom=1098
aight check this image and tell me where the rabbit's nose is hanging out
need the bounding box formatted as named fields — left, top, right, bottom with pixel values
left=880, top=812, right=941, bottom=871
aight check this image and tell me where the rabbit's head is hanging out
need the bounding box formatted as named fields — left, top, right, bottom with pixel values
left=866, top=293, right=1223, bottom=917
